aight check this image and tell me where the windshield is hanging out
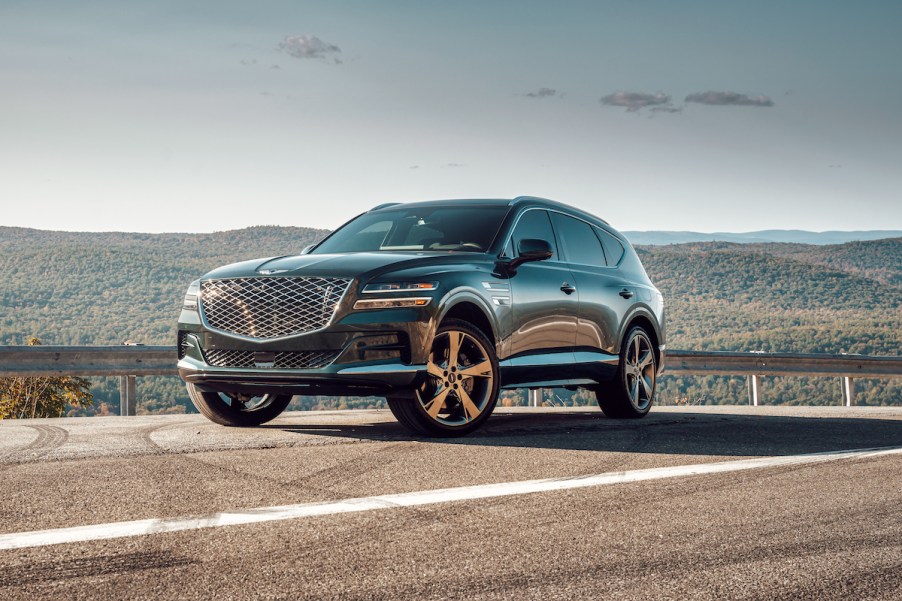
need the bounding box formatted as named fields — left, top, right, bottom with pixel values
left=311, top=206, right=509, bottom=254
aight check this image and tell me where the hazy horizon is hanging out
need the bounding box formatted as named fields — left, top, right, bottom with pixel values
left=3, top=222, right=899, bottom=243
left=2, top=1, right=901, bottom=233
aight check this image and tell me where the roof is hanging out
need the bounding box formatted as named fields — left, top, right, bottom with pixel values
left=368, top=196, right=609, bottom=226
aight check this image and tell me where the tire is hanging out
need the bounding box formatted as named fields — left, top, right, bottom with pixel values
left=388, top=319, right=499, bottom=437
left=186, top=383, right=292, bottom=427
left=595, top=326, right=657, bottom=419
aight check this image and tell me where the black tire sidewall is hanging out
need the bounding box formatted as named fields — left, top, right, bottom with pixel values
left=187, top=383, right=292, bottom=427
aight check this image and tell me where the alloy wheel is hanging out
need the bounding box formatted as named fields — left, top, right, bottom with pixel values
left=417, top=329, right=495, bottom=426
left=222, top=392, right=280, bottom=412
left=624, top=333, right=655, bottom=411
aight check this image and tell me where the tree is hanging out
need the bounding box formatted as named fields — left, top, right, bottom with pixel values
left=0, top=337, right=93, bottom=419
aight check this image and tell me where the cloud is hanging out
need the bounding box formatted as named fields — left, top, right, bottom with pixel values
left=524, top=87, right=558, bottom=98
left=600, top=91, right=671, bottom=112
left=443, top=163, right=464, bottom=168
left=279, top=35, right=342, bottom=62
left=685, top=91, right=774, bottom=107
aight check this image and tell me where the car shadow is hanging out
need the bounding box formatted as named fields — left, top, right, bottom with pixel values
left=260, top=409, right=902, bottom=457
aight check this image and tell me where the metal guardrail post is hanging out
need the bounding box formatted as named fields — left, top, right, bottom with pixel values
left=747, top=375, right=760, bottom=406
left=529, top=388, right=542, bottom=407
left=842, top=377, right=856, bottom=407
left=119, top=375, right=137, bottom=416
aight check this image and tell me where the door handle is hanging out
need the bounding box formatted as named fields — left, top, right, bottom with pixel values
left=619, top=288, right=634, bottom=299
left=560, top=283, right=576, bottom=295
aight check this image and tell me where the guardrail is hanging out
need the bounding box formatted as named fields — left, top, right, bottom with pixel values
left=665, top=350, right=902, bottom=406
left=0, top=346, right=176, bottom=416
left=1, top=346, right=900, bottom=415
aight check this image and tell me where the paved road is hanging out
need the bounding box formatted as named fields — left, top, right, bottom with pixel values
left=1, top=406, right=900, bottom=600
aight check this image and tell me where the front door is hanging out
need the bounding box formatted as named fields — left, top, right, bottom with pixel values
left=502, top=208, right=578, bottom=386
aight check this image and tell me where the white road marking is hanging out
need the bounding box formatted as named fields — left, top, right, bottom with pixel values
left=1, top=446, right=900, bottom=551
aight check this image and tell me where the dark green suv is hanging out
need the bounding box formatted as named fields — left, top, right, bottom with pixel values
left=177, top=197, right=665, bottom=436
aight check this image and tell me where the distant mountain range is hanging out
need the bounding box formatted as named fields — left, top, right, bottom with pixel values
left=623, top=230, right=902, bottom=246
left=3, top=225, right=897, bottom=248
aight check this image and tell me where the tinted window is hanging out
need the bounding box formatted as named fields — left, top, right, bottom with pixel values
left=337, top=220, right=392, bottom=252
left=312, top=206, right=508, bottom=253
left=595, top=227, right=625, bottom=266
left=510, top=209, right=557, bottom=260
left=550, top=213, right=604, bottom=266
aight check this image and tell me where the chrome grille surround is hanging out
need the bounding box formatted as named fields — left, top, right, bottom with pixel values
left=203, top=348, right=341, bottom=370
left=199, top=277, right=352, bottom=339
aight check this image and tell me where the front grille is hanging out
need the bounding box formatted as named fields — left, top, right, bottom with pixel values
left=200, top=277, right=352, bottom=339
left=203, top=348, right=341, bottom=370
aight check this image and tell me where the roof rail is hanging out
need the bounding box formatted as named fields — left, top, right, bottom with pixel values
left=369, top=202, right=402, bottom=211
left=511, top=195, right=554, bottom=204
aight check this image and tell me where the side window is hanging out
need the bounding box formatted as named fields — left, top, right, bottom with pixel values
left=510, top=210, right=557, bottom=260
left=595, top=227, right=625, bottom=266
left=550, top=213, right=605, bottom=266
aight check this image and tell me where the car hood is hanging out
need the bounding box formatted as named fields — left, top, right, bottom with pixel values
left=202, top=252, right=489, bottom=281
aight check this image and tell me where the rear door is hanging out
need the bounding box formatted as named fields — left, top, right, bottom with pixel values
left=549, top=212, right=626, bottom=364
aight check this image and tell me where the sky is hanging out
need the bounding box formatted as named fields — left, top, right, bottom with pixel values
left=1, top=0, right=901, bottom=233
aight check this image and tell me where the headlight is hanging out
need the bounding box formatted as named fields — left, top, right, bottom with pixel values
left=353, top=297, right=432, bottom=310
left=182, top=280, right=200, bottom=311
left=362, top=281, right=438, bottom=293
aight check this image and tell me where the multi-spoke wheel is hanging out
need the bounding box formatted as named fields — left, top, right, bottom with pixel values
left=186, top=383, right=292, bottom=426
left=595, top=326, right=657, bottom=419
left=387, top=319, right=499, bottom=436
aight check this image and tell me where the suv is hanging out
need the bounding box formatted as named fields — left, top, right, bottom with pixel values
left=177, top=197, right=665, bottom=436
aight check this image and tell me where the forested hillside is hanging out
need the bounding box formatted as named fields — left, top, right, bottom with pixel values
left=638, top=239, right=901, bottom=407
left=1, top=227, right=899, bottom=412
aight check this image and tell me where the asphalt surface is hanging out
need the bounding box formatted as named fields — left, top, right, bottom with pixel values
left=1, top=406, right=901, bottom=600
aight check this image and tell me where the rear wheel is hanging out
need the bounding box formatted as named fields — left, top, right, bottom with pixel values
left=186, top=383, right=292, bottom=426
left=595, top=326, right=656, bottom=419
left=388, top=319, right=499, bottom=437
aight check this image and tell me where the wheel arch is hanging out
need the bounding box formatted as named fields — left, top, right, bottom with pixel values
left=619, top=309, right=663, bottom=366
left=437, top=294, right=498, bottom=349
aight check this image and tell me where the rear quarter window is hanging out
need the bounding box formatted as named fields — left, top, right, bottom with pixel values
left=595, top=227, right=625, bottom=266
left=550, top=212, right=605, bottom=266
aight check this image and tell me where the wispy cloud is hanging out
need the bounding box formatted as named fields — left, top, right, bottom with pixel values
left=600, top=91, right=671, bottom=112
left=278, top=35, right=342, bottom=63
left=524, top=87, right=559, bottom=98
left=650, top=106, right=682, bottom=114
left=685, top=91, right=774, bottom=107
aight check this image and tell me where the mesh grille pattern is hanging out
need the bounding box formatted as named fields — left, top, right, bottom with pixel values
left=200, top=277, right=351, bottom=339
left=203, top=349, right=341, bottom=369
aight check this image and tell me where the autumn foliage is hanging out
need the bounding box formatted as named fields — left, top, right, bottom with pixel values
left=0, top=337, right=93, bottom=419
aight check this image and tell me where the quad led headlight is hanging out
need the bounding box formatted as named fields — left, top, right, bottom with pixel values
left=353, top=297, right=432, bottom=310
left=182, top=280, right=200, bottom=311
left=362, top=281, right=438, bottom=293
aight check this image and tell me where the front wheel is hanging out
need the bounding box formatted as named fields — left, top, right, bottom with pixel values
left=186, top=383, right=292, bottom=426
left=595, top=326, right=657, bottom=419
left=388, top=319, right=499, bottom=437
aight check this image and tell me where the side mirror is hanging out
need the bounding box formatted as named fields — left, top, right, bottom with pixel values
left=509, top=238, right=553, bottom=268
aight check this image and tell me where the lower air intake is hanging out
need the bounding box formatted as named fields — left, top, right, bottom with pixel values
left=203, top=349, right=341, bottom=370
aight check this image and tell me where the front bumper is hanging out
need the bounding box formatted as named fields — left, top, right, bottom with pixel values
left=177, top=333, right=426, bottom=397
